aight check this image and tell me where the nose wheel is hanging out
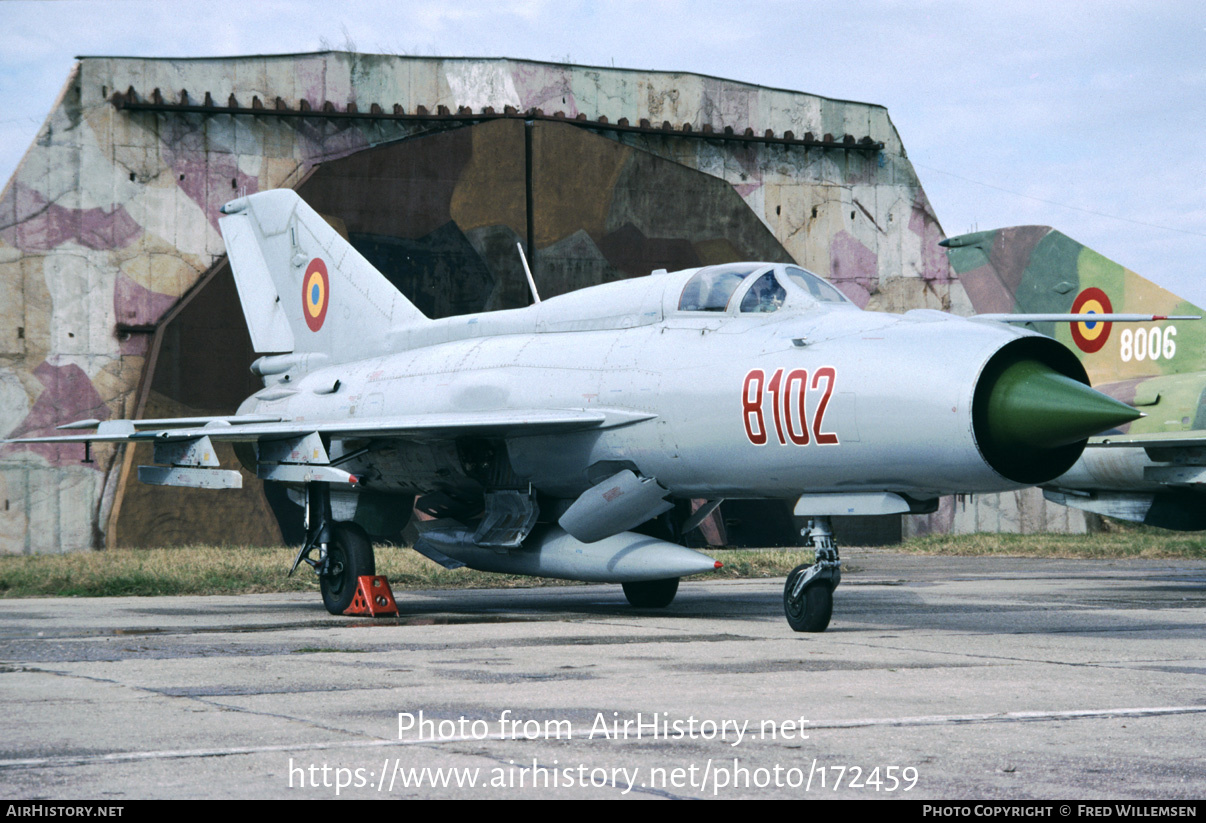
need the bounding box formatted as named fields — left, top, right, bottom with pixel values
left=784, top=517, right=840, bottom=632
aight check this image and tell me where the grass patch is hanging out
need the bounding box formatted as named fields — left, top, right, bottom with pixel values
left=0, top=545, right=315, bottom=599
left=898, top=523, right=1206, bottom=559
left=3, top=530, right=1202, bottom=600
left=0, top=544, right=818, bottom=599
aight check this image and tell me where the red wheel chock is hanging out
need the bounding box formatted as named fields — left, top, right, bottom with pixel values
left=343, top=575, right=399, bottom=617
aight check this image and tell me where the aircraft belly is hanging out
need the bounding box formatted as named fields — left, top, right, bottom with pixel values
left=353, top=440, right=474, bottom=495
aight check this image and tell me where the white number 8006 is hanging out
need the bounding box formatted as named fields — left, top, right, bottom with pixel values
left=1120, top=325, right=1176, bottom=362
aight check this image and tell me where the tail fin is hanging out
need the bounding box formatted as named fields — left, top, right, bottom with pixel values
left=945, top=226, right=1204, bottom=384
left=218, top=189, right=427, bottom=362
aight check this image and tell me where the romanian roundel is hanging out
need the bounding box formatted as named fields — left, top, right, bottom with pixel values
left=1069, top=287, right=1113, bottom=353
left=302, top=258, right=329, bottom=332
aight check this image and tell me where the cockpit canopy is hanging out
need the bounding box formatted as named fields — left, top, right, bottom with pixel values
left=677, top=263, right=849, bottom=314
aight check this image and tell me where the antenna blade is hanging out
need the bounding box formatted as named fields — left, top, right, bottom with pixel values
left=517, top=242, right=541, bottom=304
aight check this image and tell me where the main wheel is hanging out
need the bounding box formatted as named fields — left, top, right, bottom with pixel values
left=784, top=564, right=833, bottom=633
left=320, top=522, right=376, bottom=615
left=622, top=578, right=679, bottom=608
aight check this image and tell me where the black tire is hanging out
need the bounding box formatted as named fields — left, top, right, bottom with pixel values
left=320, top=522, right=376, bottom=615
left=622, top=578, right=679, bottom=608
left=784, top=564, right=833, bottom=632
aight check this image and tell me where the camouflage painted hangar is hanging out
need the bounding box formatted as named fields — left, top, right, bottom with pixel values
left=0, top=52, right=1086, bottom=553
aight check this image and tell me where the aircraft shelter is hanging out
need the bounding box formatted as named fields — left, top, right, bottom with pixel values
left=0, top=53, right=1088, bottom=551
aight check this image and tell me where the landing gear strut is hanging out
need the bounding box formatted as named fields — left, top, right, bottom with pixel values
left=784, top=516, right=840, bottom=632
left=289, top=483, right=376, bottom=614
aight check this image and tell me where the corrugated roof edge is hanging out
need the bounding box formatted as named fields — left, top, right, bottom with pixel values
left=73, top=52, right=891, bottom=113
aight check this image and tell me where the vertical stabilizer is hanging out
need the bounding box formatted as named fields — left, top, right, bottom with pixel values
left=218, top=189, right=427, bottom=362
left=945, top=226, right=1204, bottom=384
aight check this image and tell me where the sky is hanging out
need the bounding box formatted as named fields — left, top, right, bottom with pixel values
left=2, top=0, right=1204, bottom=304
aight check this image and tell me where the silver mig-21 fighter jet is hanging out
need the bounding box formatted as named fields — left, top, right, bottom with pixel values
left=12, top=190, right=1141, bottom=631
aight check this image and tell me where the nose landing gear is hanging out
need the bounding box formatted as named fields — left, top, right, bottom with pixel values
left=784, top=516, right=840, bottom=632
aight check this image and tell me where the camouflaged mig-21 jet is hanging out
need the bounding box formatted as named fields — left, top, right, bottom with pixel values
left=944, top=227, right=1205, bottom=531
left=8, top=191, right=1143, bottom=632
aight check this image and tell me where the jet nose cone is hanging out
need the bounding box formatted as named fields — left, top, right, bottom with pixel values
left=972, top=354, right=1142, bottom=485
left=983, top=360, right=1141, bottom=451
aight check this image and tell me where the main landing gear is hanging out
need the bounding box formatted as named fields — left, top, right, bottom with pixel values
left=784, top=516, right=840, bottom=633
left=289, top=482, right=376, bottom=614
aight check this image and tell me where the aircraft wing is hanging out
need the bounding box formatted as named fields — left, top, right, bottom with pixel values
left=7, top=408, right=653, bottom=490
left=6, top=408, right=650, bottom=445
left=974, top=313, right=1200, bottom=324
left=1088, top=431, right=1206, bottom=449
left=1078, top=430, right=1206, bottom=496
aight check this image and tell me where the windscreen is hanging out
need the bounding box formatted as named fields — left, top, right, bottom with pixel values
left=678, top=264, right=766, bottom=312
